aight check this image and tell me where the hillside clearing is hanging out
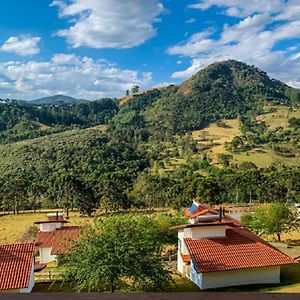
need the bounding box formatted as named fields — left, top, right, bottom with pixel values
left=257, top=105, right=300, bottom=129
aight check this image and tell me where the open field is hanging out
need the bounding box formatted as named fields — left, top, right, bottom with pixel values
left=0, top=208, right=174, bottom=244
left=256, top=105, right=300, bottom=129
left=191, top=117, right=300, bottom=168
left=0, top=210, right=92, bottom=244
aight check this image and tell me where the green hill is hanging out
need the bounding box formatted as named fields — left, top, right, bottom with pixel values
left=29, top=94, right=88, bottom=105
left=112, top=60, right=298, bottom=137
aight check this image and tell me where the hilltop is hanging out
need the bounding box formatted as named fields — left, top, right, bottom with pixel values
left=29, top=94, right=88, bottom=105
left=112, top=60, right=297, bottom=136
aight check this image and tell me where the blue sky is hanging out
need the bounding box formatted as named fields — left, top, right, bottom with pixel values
left=0, top=0, right=300, bottom=100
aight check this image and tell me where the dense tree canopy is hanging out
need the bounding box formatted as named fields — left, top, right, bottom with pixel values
left=62, top=214, right=173, bottom=292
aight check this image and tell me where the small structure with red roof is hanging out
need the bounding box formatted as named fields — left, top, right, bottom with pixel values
left=176, top=202, right=296, bottom=289
left=35, top=212, right=81, bottom=265
left=0, top=242, right=35, bottom=293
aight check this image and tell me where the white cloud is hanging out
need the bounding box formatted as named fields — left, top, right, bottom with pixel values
left=51, top=0, right=164, bottom=49
left=0, top=36, right=41, bottom=56
left=189, top=0, right=285, bottom=18
left=0, top=54, right=152, bottom=100
left=168, top=2, right=300, bottom=88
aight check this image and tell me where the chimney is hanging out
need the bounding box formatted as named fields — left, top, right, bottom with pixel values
left=219, top=207, right=222, bottom=222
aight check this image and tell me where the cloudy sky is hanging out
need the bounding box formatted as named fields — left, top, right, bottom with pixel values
left=0, top=0, right=300, bottom=100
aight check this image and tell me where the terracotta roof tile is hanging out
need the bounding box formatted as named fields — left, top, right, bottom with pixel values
left=184, top=228, right=295, bottom=273
left=190, top=209, right=210, bottom=218
left=51, top=226, right=81, bottom=255
left=36, top=231, right=54, bottom=247
left=0, top=243, right=35, bottom=291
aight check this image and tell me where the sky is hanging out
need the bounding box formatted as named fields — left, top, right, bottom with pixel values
left=0, top=0, right=300, bottom=100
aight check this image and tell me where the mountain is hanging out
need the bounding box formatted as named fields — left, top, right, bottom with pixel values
left=111, top=60, right=298, bottom=136
left=1, top=60, right=300, bottom=214
left=30, top=94, right=88, bottom=105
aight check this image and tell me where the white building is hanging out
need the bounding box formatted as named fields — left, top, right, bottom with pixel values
left=0, top=242, right=35, bottom=293
left=176, top=203, right=295, bottom=290
left=35, top=213, right=81, bottom=264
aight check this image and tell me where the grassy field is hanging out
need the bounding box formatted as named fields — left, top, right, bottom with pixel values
left=0, top=210, right=92, bottom=244
left=191, top=116, right=300, bottom=168
left=256, top=105, right=300, bottom=129
left=0, top=208, right=174, bottom=244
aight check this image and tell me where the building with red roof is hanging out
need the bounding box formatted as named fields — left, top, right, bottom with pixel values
left=176, top=202, right=296, bottom=289
left=35, top=213, right=81, bottom=265
left=0, top=242, right=35, bottom=293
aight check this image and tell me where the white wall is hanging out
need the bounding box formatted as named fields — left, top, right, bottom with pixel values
left=20, top=260, right=35, bottom=293
left=190, top=266, right=281, bottom=289
left=40, top=222, right=62, bottom=232
left=190, top=225, right=226, bottom=239
left=39, top=247, right=57, bottom=264
left=177, top=250, right=184, bottom=274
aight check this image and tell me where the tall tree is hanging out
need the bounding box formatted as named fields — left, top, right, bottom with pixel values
left=62, top=215, right=172, bottom=292
left=241, top=203, right=299, bottom=241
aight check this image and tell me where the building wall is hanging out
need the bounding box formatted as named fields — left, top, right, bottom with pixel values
left=190, top=265, right=281, bottom=289
left=39, top=247, right=56, bottom=264
left=40, top=222, right=63, bottom=232
left=178, top=230, right=189, bottom=254
left=177, top=250, right=184, bottom=274
left=190, top=225, right=226, bottom=239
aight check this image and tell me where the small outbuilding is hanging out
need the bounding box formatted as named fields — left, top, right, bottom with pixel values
left=35, top=213, right=81, bottom=264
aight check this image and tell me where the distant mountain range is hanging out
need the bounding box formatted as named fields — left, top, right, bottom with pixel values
left=29, top=94, right=88, bottom=105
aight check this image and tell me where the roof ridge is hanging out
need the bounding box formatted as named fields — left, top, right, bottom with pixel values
left=0, top=241, right=35, bottom=247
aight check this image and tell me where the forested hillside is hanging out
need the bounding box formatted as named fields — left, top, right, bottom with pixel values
left=111, top=60, right=298, bottom=141
left=0, top=98, right=118, bottom=143
left=1, top=60, right=300, bottom=215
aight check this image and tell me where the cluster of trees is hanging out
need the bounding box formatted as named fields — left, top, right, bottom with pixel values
left=242, top=203, right=299, bottom=242
left=0, top=130, right=148, bottom=215
left=0, top=99, right=118, bottom=143
left=225, top=113, right=300, bottom=157
left=62, top=213, right=185, bottom=292
left=2, top=124, right=300, bottom=215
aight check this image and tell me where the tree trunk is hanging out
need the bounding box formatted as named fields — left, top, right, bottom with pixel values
left=277, top=233, right=281, bottom=242
left=110, top=279, right=115, bottom=293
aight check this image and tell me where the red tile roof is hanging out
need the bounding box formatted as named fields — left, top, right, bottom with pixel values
left=184, top=228, right=295, bottom=273
left=0, top=243, right=35, bottom=291
left=51, top=226, right=81, bottom=255
left=36, top=231, right=54, bottom=247
left=35, top=226, right=82, bottom=255
left=190, top=209, right=210, bottom=218
left=184, top=203, right=241, bottom=227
